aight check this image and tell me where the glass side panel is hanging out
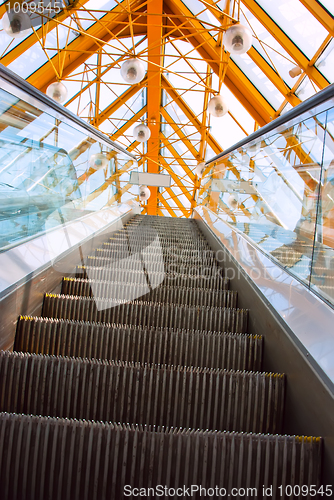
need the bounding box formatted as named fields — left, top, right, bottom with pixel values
left=203, top=102, right=334, bottom=307
left=0, top=86, right=134, bottom=251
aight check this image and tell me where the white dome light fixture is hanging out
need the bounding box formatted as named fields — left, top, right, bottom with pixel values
left=2, top=10, right=31, bottom=38
left=208, top=95, right=228, bottom=118
left=133, top=124, right=151, bottom=143
left=196, top=162, right=205, bottom=178
left=89, top=153, right=108, bottom=170
left=46, top=82, right=68, bottom=103
left=139, top=185, right=150, bottom=202
left=228, top=193, right=239, bottom=209
left=224, top=24, right=252, bottom=55
left=120, top=58, right=145, bottom=84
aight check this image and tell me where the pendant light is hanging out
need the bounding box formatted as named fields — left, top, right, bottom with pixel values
left=224, top=24, right=252, bottom=55
left=133, top=124, right=151, bottom=143
left=89, top=153, right=108, bottom=170
left=139, top=185, right=150, bottom=202
left=46, top=82, right=68, bottom=103
left=208, top=95, right=228, bottom=117
left=120, top=58, right=145, bottom=84
left=2, top=10, right=31, bottom=38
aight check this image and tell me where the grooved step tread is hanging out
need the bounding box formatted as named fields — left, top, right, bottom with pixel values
left=0, top=350, right=284, bottom=434
left=15, top=316, right=263, bottom=371
left=0, top=412, right=322, bottom=500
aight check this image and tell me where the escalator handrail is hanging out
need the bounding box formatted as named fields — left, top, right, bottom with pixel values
left=206, top=82, right=334, bottom=165
left=0, top=63, right=136, bottom=160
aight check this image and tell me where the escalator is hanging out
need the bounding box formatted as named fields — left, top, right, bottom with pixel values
left=0, top=214, right=324, bottom=499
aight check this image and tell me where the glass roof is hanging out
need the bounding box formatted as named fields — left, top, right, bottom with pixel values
left=0, top=0, right=333, bottom=217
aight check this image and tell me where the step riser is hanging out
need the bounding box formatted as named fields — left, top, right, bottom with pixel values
left=84, top=256, right=222, bottom=275
left=0, top=352, right=284, bottom=434
left=61, top=280, right=237, bottom=309
left=94, top=248, right=218, bottom=265
left=76, top=267, right=229, bottom=290
left=15, top=318, right=263, bottom=372
left=0, top=413, right=322, bottom=500
left=42, top=297, right=248, bottom=334
left=81, top=256, right=224, bottom=280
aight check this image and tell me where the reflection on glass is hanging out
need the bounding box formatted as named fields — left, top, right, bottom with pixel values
left=0, top=87, right=134, bottom=251
left=203, top=105, right=334, bottom=306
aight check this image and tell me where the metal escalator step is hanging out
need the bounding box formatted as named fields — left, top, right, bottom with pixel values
left=61, top=278, right=237, bottom=309
left=42, top=295, right=248, bottom=333
left=103, top=241, right=216, bottom=257
left=0, top=351, right=284, bottom=434
left=0, top=412, right=322, bottom=500
left=15, top=316, right=263, bottom=371
left=84, top=255, right=221, bottom=274
left=75, top=266, right=229, bottom=290
left=93, top=248, right=217, bottom=265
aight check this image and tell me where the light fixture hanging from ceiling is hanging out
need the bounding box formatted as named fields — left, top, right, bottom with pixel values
left=2, top=10, right=31, bottom=38
left=89, top=153, right=108, bottom=170
left=289, top=66, right=303, bottom=78
left=196, top=162, right=206, bottom=178
left=133, top=124, right=151, bottom=142
left=224, top=24, right=252, bottom=55
left=228, top=193, right=239, bottom=209
left=207, top=95, right=228, bottom=117
left=139, top=185, right=151, bottom=202
left=120, top=58, right=145, bottom=84
left=46, top=82, right=68, bottom=103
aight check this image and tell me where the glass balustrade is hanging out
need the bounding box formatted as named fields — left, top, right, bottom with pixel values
left=0, top=85, right=135, bottom=251
left=202, top=88, right=334, bottom=307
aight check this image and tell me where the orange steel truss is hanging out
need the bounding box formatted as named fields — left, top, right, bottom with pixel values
left=1, top=0, right=332, bottom=217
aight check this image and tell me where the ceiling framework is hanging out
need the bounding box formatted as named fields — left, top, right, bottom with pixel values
left=0, top=0, right=333, bottom=217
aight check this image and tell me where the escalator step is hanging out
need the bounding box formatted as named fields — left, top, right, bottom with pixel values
left=61, top=278, right=237, bottom=309
left=75, top=266, right=228, bottom=290
left=84, top=255, right=221, bottom=274
left=0, top=351, right=284, bottom=434
left=15, top=316, right=263, bottom=371
left=0, top=412, right=322, bottom=500
left=94, top=247, right=217, bottom=265
left=42, top=294, right=248, bottom=333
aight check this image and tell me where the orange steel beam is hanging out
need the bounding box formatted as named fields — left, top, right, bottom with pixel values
left=109, top=105, right=147, bottom=141
left=158, top=193, right=179, bottom=217
left=242, top=0, right=330, bottom=90
left=160, top=107, right=198, bottom=158
left=298, top=0, right=334, bottom=38
left=159, top=156, right=194, bottom=203
left=160, top=134, right=195, bottom=182
left=146, top=0, right=163, bottom=215
left=161, top=76, right=222, bottom=154
left=92, top=77, right=147, bottom=126
left=201, top=0, right=302, bottom=107
left=164, top=0, right=275, bottom=125
left=26, top=0, right=147, bottom=92
left=0, top=0, right=88, bottom=66
left=165, top=187, right=191, bottom=216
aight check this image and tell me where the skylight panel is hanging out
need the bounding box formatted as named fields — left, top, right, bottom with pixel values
left=230, top=53, right=282, bottom=109
left=315, top=39, right=334, bottom=84
left=240, top=3, right=299, bottom=89
left=255, top=0, right=328, bottom=59
left=317, top=0, right=334, bottom=16
left=8, top=45, right=48, bottom=78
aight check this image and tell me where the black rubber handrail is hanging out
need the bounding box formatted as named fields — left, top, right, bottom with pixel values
left=0, top=63, right=136, bottom=160
left=206, top=82, right=334, bottom=165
